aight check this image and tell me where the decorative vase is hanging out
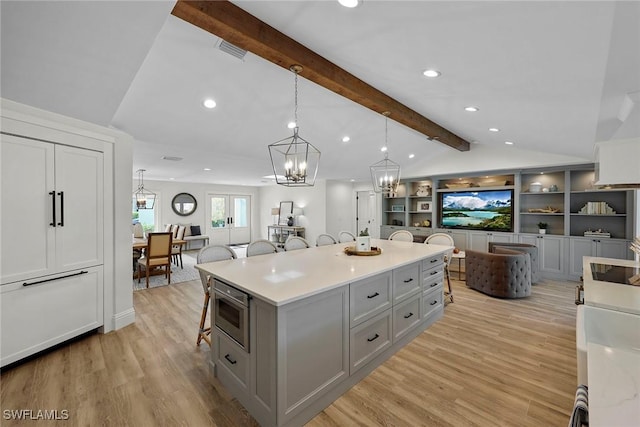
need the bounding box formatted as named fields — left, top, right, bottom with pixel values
left=539, top=229, right=546, bottom=234
left=356, top=236, right=371, bottom=252
left=287, top=217, right=294, bottom=226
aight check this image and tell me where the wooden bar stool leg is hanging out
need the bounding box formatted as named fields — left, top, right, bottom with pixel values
left=197, top=291, right=211, bottom=346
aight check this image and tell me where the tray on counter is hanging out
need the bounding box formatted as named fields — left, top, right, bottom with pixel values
left=344, top=246, right=382, bottom=256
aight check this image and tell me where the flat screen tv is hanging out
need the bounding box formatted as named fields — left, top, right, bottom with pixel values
left=439, top=189, right=513, bottom=232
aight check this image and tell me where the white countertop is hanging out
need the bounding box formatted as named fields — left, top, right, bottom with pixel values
left=582, top=256, right=640, bottom=315
left=196, top=239, right=449, bottom=306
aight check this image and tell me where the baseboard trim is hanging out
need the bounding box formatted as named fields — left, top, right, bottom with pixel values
left=113, top=308, right=136, bottom=330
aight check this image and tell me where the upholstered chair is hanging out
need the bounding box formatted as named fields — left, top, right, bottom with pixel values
left=283, top=236, right=310, bottom=251
left=388, top=230, right=414, bottom=242
left=488, top=242, right=540, bottom=284
left=316, top=234, right=337, bottom=246
left=466, top=248, right=532, bottom=298
left=246, top=239, right=278, bottom=257
left=338, top=231, right=356, bottom=243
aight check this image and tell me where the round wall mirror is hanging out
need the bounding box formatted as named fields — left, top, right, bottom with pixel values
left=171, top=193, right=197, bottom=216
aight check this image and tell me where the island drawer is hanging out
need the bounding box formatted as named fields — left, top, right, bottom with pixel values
left=422, top=285, right=443, bottom=320
left=423, top=269, right=444, bottom=291
left=350, top=309, right=392, bottom=374
left=215, top=331, right=250, bottom=390
left=350, top=271, right=392, bottom=327
left=422, top=254, right=444, bottom=271
left=392, top=293, right=421, bottom=342
left=392, top=262, right=421, bottom=304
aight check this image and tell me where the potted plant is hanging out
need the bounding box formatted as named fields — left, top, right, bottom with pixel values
left=537, top=222, right=548, bottom=235
left=357, top=228, right=371, bottom=252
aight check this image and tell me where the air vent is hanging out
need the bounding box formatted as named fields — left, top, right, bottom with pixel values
left=161, top=156, right=183, bottom=161
left=217, top=39, right=247, bottom=60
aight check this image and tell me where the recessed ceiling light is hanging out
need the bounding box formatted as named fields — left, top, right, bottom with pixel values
left=338, top=0, right=359, bottom=8
left=169, top=178, right=175, bottom=180
left=203, top=98, right=216, bottom=109
left=381, top=146, right=388, bottom=152
left=422, top=69, right=441, bottom=78
left=489, top=127, right=500, bottom=132
left=350, top=179, right=355, bottom=182
left=203, top=168, right=211, bottom=171
left=409, top=154, right=415, bottom=159
left=342, top=136, right=350, bottom=143
left=505, top=141, right=514, bottom=145
left=464, top=106, right=479, bottom=112
left=287, top=121, right=296, bottom=129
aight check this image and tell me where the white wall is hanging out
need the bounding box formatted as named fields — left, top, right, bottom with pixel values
left=326, top=180, right=355, bottom=239
left=259, top=181, right=327, bottom=245
left=135, top=180, right=260, bottom=243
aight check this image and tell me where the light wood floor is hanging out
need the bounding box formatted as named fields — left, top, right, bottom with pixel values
left=1, top=275, right=578, bottom=426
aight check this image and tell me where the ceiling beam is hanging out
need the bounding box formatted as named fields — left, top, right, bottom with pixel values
left=172, top=0, right=470, bottom=152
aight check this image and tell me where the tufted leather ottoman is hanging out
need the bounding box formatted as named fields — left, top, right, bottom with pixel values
left=466, top=248, right=532, bottom=298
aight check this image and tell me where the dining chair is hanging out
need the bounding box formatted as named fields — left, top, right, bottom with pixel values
left=196, top=245, right=237, bottom=346
left=425, top=233, right=455, bottom=303
left=284, top=236, right=310, bottom=251
left=171, top=225, right=186, bottom=268
left=316, top=233, right=337, bottom=246
left=338, top=231, right=356, bottom=243
left=246, top=239, right=278, bottom=257
left=137, top=232, right=173, bottom=289
left=388, top=230, right=414, bottom=242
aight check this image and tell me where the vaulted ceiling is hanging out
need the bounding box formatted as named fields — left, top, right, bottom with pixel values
left=2, top=1, right=639, bottom=185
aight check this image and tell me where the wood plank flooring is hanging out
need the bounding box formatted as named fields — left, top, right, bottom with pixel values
left=1, top=276, right=578, bottom=426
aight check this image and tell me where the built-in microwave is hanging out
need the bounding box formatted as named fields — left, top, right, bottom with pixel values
left=213, top=280, right=250, bottom=352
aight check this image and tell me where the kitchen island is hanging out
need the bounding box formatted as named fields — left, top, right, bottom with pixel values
left=196, top=239, right=450, bottom=426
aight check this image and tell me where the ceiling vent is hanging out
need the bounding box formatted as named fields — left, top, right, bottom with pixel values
left=217, top=39, right=247, bottom=60
left=161, top=156, right=183, bottom=161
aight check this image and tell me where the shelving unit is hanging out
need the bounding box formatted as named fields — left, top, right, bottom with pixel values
left=519, top=170, right=565, bottom=235
left=407, top=179, right=433, bottom=230
left=382, top=182, right=408, bottom=227
left=267, top=225, right=305, bottom=249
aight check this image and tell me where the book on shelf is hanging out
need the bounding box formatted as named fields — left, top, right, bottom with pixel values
left=578, top=201, right=616, bottom=215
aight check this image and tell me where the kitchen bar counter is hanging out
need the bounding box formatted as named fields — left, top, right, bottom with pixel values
left=196, top=239, right=449, bottom=427
left=196, top=238, right=450, bottom=306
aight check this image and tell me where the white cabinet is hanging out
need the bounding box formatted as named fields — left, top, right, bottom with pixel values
left=568, top=237, right=631, bottom=278
left=434, top=229, right=468, bottom=251
left=519, top=234, right=567, bottom=277
left=1, top=133, right=104, bottom=367
left=1, top=135, right=103, bottom=285
left=0, top=266, right=103, bottom=366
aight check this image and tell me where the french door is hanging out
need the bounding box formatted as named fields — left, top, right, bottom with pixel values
left=356, top=190, right=378, bottom=238
left=207, top=194, right=251, bottom=245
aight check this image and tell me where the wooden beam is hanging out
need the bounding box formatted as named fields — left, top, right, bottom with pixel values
left=172, top=0, right=470, bottom=152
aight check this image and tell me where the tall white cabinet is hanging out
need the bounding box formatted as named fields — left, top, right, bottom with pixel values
left=0, top=99, right=133, bottom=368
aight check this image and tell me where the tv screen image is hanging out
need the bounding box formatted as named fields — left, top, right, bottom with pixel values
left=439, top=189, right=513, bottom=232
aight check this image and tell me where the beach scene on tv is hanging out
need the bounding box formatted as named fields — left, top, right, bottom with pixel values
left=440, top=190, right=513, bottom=231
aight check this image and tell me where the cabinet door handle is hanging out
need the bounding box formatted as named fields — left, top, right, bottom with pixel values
left=403, top=277, right=414, bottom=283
left=23, top=270, right=88, bottom=287
left=367, top=333, right=380, bottom=342
left=430, top=300, right=438, bottom=306
left=49, top=191, right=56, bottom=227
left=404, top=312, right=414, bottom=319
left=430, top=270, right=438, bottom=276
left=367, top=292, right=379, bottom=299
left=57, top=191, right=64, bottom=226
left=430, top=259, right=438, bottom=263
left=224, top=354, right=237, bottom=365
left=430, top=282, right=437, bottom=288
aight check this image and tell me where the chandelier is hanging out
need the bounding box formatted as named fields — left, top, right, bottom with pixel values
left=268, top=65, right=321, bottom=187
left=133, top=169, right=156, bottom=211
left=370, top=112, right=401, bottom=195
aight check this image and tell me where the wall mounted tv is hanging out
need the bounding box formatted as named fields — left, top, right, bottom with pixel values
left=438, top=189, right=513, bottom=232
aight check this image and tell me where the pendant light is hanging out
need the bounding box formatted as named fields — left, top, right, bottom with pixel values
left=268, top=65, right=321, bottom=187
left=370, top=112, right=401, bottom=195
left=133, top=169, right=156, bottom=210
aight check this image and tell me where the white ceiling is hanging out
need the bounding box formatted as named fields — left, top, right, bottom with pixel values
left=2, top=1, right=639, bottom=186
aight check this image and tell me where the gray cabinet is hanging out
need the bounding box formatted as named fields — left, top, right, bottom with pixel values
left=392, top=262, right=421, bottom=303
left=350, top=272, right=392, bottom=327
left=519, top=234, right=567, bottom=277
left=392, top=293, right=421, bottom=341
left=468, top=231, right=515, bottom=252
left=569, top=237, right=632, bottom=278
left=350, top=310, right=392, bottom=373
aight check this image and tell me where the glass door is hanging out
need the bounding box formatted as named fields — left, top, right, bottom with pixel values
left=207, top=194, right=251, bottom=245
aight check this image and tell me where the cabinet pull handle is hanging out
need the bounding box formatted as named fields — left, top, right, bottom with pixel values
left=57, top=191, right=64, bottom=226
left=430, top=259, right=438, bottom=263
left=367, top=333, right=380, bottom=342
left=430, top=300, right=438, bottom=306
left=49, top=191, right=56, bottom=227
left=367, top=292, right=379, bottom=299
left=23, top=270, right=88, bottom=287
left=403, top=278, right=414, bottom=283
left=430, top=271, right=438, bottom=276
left=224, top=354, right=237, bottom=365
left=404, top=312, right=414, bottom=319
left=430, top=282, right=437, bottom=288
